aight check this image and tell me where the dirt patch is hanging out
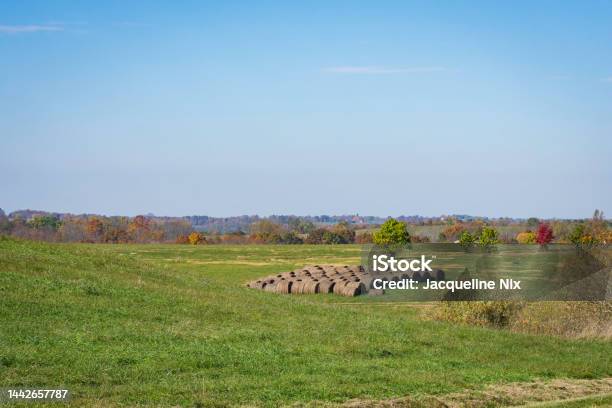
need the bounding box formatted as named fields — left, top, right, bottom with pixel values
left=333, top=378, right=612, bottom=408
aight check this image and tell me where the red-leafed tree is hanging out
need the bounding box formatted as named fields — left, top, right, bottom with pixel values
left=535, top=223, right=554, bottom=246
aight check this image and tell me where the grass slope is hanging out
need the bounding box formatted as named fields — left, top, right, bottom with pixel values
left=0, top=238, right=610, bottom=406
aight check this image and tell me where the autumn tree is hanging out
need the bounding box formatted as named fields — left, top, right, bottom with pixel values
left=440, top=223, right=465, bottom=242
left=516, top=231, right=536, bottom=244
left=355, top=232, right=373, bottom=244
left=305, top=228, right=326, bottom=244
left=103, top=217, right=130, bottom=243
left=535, top=223, right=554, bottom=246
left=188, top=231, right=205, bottom=245
left=587, top=209, right=610, bottom=244
left=330, top=221, right=355, bottom=244
left=249, top=220, right=284, bottom=243
left=59, top=216, right=88, bottom=242
left=86, top=217, right=104, bottom=242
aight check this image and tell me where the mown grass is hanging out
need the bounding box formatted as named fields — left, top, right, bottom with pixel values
left=0, top=238, right=610, bottom=407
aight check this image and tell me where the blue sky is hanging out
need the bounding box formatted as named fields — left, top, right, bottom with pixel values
left=1, top=1, right=611, bottom=218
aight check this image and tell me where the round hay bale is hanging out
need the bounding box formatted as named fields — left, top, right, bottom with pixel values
left=333, top=281, right=349, bottom=295
left=249, top=280, right=264, bottom=289
left=342, top=282, right=365, bottom=297
left=303, top=280, right=320, bottom=294
left=318, top=279, right=335, bottom=293
left=264, top=282, right=277, bottom=292
left=292, top=279, right=307, bottom=294
left=275, top=280, right=293, bottom=294
left=412, top=271, right=424, bottom=282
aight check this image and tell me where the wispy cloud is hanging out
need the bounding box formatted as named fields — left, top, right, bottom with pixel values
left=602, top=77, right=612, bottom=83
left=0, top=24, right=63, bottom=34
left=323, top=66, right=447, bottom=75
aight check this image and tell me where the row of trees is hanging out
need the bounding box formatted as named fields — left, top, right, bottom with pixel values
left=1, top=208, right=608, bottom=246
left=0, top=212, right=192, bottom=244
left=513, top=211, right=610, bottom=247
left=183, top=220, right=360, bottom=245
left=370, top=211, right=610, bottom=249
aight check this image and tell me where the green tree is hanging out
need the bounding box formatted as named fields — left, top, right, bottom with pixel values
left=458, top=231, right=476, bottom=250
left=28, top=215, right=62, bottom=230
left=373, top=219, right=411, bottom=245
left=478, top=226, right=499, bottom=250
left=568, top=224, right=585, bottom=246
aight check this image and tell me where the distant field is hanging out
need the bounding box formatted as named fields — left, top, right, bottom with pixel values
left=0, top=238, right=610, bottom=406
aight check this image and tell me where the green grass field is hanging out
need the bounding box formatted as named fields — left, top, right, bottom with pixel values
left=1, top=238, right=610, bottom=406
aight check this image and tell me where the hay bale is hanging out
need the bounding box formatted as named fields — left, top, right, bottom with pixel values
left=318, top=279, right=335, bottom=293
left=249, top=280, right=265, bottom=289
left=292, top=279, right=308, bottom=294
left=264, top=282, right=277, bottom=292
left=342, top=282, right=365, bottom=297
left=303, top=280, right=320, bottom=294
left=250, top=264, right=369, bottom=296
left=333, top=281, right=348, bottom=295
left=275, top=280, right=293, bottom=294
left=322, top=265, right=337, bottom=274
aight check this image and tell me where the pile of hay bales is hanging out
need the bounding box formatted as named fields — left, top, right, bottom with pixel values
left=247, top=265, right=366, bottom=296
left=246, top=265, right=445, bottom=297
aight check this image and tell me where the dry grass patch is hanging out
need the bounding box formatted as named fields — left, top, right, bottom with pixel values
left=331, top=378, right=612, bottom=408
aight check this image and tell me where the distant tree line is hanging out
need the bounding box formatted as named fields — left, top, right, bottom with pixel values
left=0, top=208, right=608, bottom=246
left=0, top=210, right=193, bottom=244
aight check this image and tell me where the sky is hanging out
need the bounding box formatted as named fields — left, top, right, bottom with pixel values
left=1, top=1, right=611, bottom=219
